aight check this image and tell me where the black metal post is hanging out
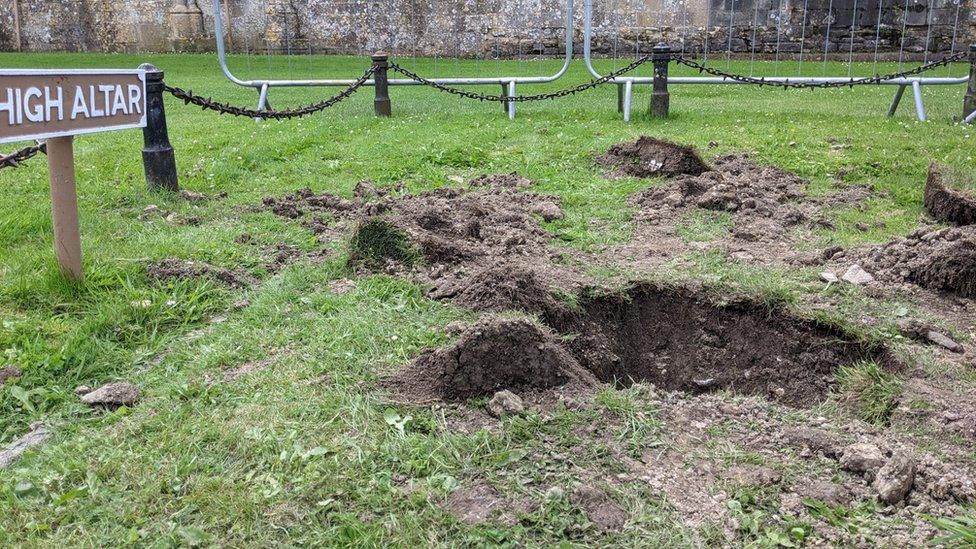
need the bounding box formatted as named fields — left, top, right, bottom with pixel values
left=502, top=83, right=509, bottom=112
left=651, top=43, right=671, bottom=119
left=617, top=83, right=624, bottom=113
left=139, top=63, right=178, bottom=192
left=964, top=44, right=976, bottom=121
left=372, top=52, right=391, bottom=117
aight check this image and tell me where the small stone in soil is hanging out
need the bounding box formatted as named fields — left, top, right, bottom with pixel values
left=874, top=453, right=916, bottom=505
left=80, top=382, right=140, bottom=407
left=926, top=331, right=965, bottom=354
left=819, top=271, right=839, bottom=283
left=0, top=366, right=22, bottom=384
left=839, top=443, right=886, bottom=476
left=841, top=264, right=875, bottom=285
left=487, top=390, right=525, bottom=418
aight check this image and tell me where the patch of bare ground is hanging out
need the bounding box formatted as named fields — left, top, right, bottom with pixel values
left=261, top=174, right=587, bottom=315
left=621, top=152, right=875, bottom=267
left=147, top=258, right=256, bottom=288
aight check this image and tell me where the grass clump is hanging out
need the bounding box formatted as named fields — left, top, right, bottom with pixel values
left=943, top=166, right=976, bottom=197
left=675, top=209, right=733, bottom=242
left=835, top=361, right=903, bottom=426
left=347, top=218, right=419, bottom=268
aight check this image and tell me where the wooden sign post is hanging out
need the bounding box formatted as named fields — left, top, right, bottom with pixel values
left=0, top=69, right=148, bottom=280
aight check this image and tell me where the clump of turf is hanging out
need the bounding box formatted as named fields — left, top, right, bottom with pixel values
left=348, top=218, right=419, bottom=268
left=924, top=164, right=976, bottom=225
left=835, top=361, right=903, bottom=426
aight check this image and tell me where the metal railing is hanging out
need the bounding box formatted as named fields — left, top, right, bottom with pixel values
left=581, top=0, right=972, bottom=122
left=210, top=0, right=576, bottom=120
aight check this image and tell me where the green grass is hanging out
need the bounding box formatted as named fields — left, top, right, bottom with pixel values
left=0, top=51, right=974, bottom=545
left=835, top=361, right=904, bottom=426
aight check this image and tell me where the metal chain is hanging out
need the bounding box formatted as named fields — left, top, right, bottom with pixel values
left=163, top=66, right=376, bottom=120
left=388, top=55, right=655, bottom=103
left=0, top=143, right=47, bottom=172
left=672, top=52, right=968, bottom=89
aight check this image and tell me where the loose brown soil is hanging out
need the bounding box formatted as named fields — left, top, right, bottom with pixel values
left=598, top=136, right=711, bottom=178
left=624, top=153, right=875, bottom=266
left=924, top=164, right=976, bottom=226
left=384, top=317, right=598, bottom=403
left=262, top=175, right=585, bottom=315
left=147, top=258, right=256, bottom=288
left=844, top=226, right=976, bottom=299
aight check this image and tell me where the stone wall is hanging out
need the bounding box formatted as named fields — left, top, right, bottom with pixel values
left=0, top=0, right=973, bottom=57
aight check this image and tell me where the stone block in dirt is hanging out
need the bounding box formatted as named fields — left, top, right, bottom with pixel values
left=599, top=136, right=711, bottom=179
left=924, top=165, right=976, bottom=226
left=874, top=453, right=917, bottom=505
left=80, top=382, right=140, bottom=408
left=382, top=318, right=599, bottom=403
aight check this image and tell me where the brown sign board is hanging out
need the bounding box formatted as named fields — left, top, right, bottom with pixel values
left=0, top=69, right=146, bottom=144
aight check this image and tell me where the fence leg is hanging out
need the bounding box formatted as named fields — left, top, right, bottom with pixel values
left=372, top=52, right=391, bottom=117
left=911, top=81, right=927, bottom=122
left=255, top=83, right=270, bottom=122
left=651, top=42, right=671, bottom=119
left=508, top=81, right=517, bottom=120
left=623, top=80, right=633, bottom=123
left=887, top=85, right=907, bottom=117
left=617, top=83, right=624, bottom=113
left=964, top=44, right=976, bottom=122
left=501, top=83, right=508, bottom=113
left=139, top=63, right=179, bottom=192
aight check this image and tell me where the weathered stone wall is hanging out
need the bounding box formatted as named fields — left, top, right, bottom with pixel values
left=0, top=0, right=973, bottom=57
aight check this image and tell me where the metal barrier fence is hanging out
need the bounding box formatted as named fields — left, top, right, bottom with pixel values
left=582, top=0, right=974, bottom=122
left=210, top=0, right=577, bottom=120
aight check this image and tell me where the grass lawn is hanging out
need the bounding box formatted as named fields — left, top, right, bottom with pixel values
left=0, top=52, right=974, bottom=546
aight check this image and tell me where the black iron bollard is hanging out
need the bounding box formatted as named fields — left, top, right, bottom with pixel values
left=139, top=63, right=179, bottom=192
left=964, top=44, right=976, bottom=121
left=372, top=52, right=392, bottom=117
left=617, top=83, right=625, bottom=113
left=651, top=43, right=671, bottom=119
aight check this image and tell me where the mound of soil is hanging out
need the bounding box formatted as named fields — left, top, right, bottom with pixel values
left=853, top=226, right=976, bottom=298
left=147, top=258, right=255, bottom=288
left=263, top=177, right=583, bottom=314
left=552, top=283, right=891, bottom=407
left=924, top=165, right=976, bottom=226
left=384, top=317, right=598, bottom=402
left=599, top=136, right=711, bottom=178
left=428, top=263, right=568, bottom=320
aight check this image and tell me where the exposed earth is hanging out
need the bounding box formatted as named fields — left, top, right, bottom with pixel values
left=147, top=137, right=976, bottom=545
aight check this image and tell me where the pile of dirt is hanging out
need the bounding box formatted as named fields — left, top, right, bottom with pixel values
left=624, top=153, right=875, bottom=265
left=598, top=136, right=711, bottom=178
left=383, top=317, right=598, bottom=403
left=262, top=176, right=582, bottom=314
left=846, top=226, right=976, bottom=298
left=924, top=164, right=976, bottom=226
left=427, top=263, right=569, bottom=320
left=147, top=258, right=255, bottom=288
left=552, top=283, right=891, bottom=407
